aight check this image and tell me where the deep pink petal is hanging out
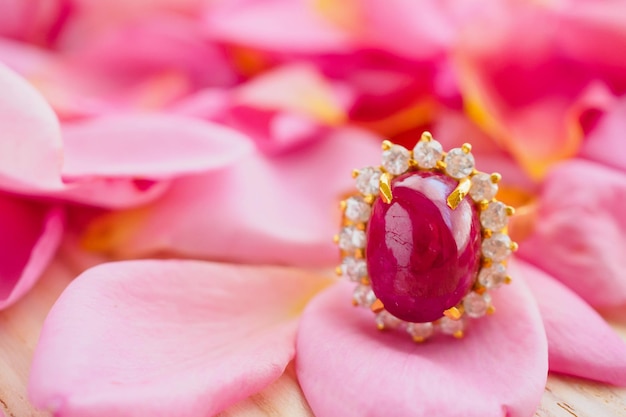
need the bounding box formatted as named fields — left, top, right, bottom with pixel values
left=61, top=114, right=253, bottom=179
left=0, top=63, right=64, bottom=192
left=580, top=96, right=626, bottom=172
left=518, top=159, right=626, bottom=309
left=516, top=260, right=626, bottom=386
left=0, top=195, right=64, bottom=309
left=296, top=277, right=548, bottom=417
left=82, top=127, right=381, bottom=266
left=29, top=260, right=330, bottom=417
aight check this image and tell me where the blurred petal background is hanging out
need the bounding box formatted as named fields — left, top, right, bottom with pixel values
left=0, top=0, right=625, bottom=416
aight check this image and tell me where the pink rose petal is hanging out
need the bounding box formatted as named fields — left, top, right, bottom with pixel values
left=82, top=127, right=381, bottom=266
left=0, top=195, right=64, bottom=309
left=580, top=96, right=626, bottom=172
left=203, top=0, right=354, bottom=53
left=29, top=260, right=331, bottom=417
left=0, top=63, right=64, bottom=192
left=296, top=278, right=548, bottom=417
left=61, top=113, right=253, bottom=179
left=516, top=260, right=626, bottom=386
left=518, top=159, right=626, bottom=309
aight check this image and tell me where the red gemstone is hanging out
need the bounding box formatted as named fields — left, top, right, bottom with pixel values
left=366, top=171, right=481, bottom=323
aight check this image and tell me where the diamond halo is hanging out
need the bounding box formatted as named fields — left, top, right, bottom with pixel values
left=334, top=131, right=517, bottom=342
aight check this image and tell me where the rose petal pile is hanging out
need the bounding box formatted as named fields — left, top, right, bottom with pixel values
left=0, top=1, right=624, bottom=416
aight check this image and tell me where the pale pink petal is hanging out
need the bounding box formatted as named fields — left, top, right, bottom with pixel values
left=0, top=195, right=64, bottom=309
left=61, top=114, right=253, bottom=179
left=68, top=16, right=236, bottom=90
left=29, top=260, right=330, bottom=417
left=203, top=0, right=354, bottom=53
left=233, top=64, right=349, bottom=126
left=356, top=0, right=455, bottom=59
left=518, top=159, right=626, bottom=309
left=516, top=260, right=626, bottom=386
left=296, top=277, right=548, bottom=417
left=81, top=127, right=381, bottom=266
left=0, top=63, right=64, bottom=192
left=580, top=96, right=626, bottom=172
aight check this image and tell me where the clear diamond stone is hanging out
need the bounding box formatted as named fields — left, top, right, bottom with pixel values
left=376, top=310, right=403, bottom=329
left=344, top=196, right=371, bottom=223
left=439, top=316, right=464, bottom=335
left=341, top=256, right=368, bottom=282
left=406, top=322, right=434, bottom=340
left=481, top=233, right=512, bottom=262
left=444, top=148, right=475, bottom=179
left=478, top=263, right=507, bottom=289
left=470, top=172, right=498, bottom=202
left=353, top=285, right=376, bottom=307
left=382, top=144, right=410, bottom=175
left=355, top=167, right=382, bottom=195
left=463, top=292, right=492, bottom=318
left=413, top=140, right=443, bottom=169
left=338, top=226, right=366, bottom=252
left=480, top=201, right=508, bottom=231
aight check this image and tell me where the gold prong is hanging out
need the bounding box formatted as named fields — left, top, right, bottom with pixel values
left=371, top=299, right=385, bottom=313
left=474, top=286, right=487, bottom=295
left=335, top=266, right=343, bottom=276
left=446, top=177, right=471, bottom=210
left=352, top=169, right=360, bottom=178
left=483, top=229, right=493, bottom=239
left=339, top=200, right=347, bottom=211
left=333, top=234, right=339, bottom=243
left=505, top=206, right=515, bottom=216
left=482, top=258, right=493, bottom=268
left=471, top=168, right=479, bottom=176
left=443, top=306, right=462, bottom=320
left=360, top=277, right=370, bottom=285
left=452, top=330, right=464, bottom=339
left=487, top=305, right=496, bottom=315
left=376, top=322, right=386, bottom=331
left=363, top=194, right=375, bottom=204
left=490, top=172, right=502, bottom=183
left=355, top=249, right=364, bottom=259
left=382, top=140, right=393, bottom=151
left=510, top=241, right=519, bottom=252
left=412, top=336, right=426, bottom=343
left=436, top=160, right=447, bottom=170
left=421, top=131, right=433, bottom=142
left=356, top=223, right=366, bottom=231
left=380, top=172, right=393, bottom=204
left=478, top=200, right=490, bottom=211
left=408, top=159, right=418, bottom=169
left=461, top=143, right=472, bottom=154
left=504, top=275, right=513, bottom=284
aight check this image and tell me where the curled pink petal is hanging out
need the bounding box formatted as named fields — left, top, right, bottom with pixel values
left=518, top=159, right=626, bottom=309
left=0, top=195, right=64, bottom=309
left=61, top=113, right=253, bottom=179
left=516, top=260, right=626, bottom=386
left=296, top=278, right=547, bottom=417
left=82, top=127, right=381, bottom=266
left=580, top=96, right=626, bottom=172
left=0, top=63, right=64, bottom=192
left=29, top=260, right=331, bottom=417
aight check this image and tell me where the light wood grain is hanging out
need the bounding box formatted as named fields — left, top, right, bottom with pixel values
left=0, top=261, right=625, bottom=417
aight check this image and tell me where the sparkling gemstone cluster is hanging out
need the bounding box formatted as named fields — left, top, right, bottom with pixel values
left=335, top=132, right=517, bottom=342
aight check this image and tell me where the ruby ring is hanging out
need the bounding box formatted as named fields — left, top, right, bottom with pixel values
left=335, top=132, right=517, bottom=342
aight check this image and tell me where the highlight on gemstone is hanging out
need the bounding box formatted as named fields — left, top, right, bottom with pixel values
left=334, top=131, right=517, bottom=342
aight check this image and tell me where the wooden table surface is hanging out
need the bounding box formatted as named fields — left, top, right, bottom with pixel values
left=1, top=258, right=625, bottom=417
